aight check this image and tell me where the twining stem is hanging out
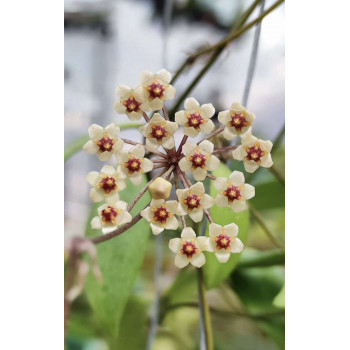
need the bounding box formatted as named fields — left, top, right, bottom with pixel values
left=128, top=167, right=170, bottom=212
left=198, top=125, right=225, bottom=144
left=249, top=203, right=285, bottom=251
left=143, top=112, right=150, bottom=122
left=212, top=145, right=238, bottom=154
left=197, top=267, right=214, bottom=350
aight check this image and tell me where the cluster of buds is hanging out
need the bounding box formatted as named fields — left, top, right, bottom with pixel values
left=83, top=69, right=273, bottom=268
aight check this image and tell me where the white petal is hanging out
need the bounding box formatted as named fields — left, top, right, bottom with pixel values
left=260, top=140, right=273, bottom=152
left=199, top=140, right=214, bottom=154
left=149, top=113, right=164, bottom=124
left=89, top=188, right=104, bottom=203
left=223, top=128, right=236, bottom=140
left=214, top=177, right=228, bottom=191
left=141, top=207, right=153, bottom=222
left=218, top=110, right=230, bottom=125
left=139, top=124, right=148, bottom=137
left=175, top=110, right=187, bottom=125
left=176, top=188, right=187, bottom=200
left=206, top=155, right=220, bottom=171
left=241, top=131, right=257, bottom=146
left=97, top=151, right=113, bottom=161
left=200, top=119, right=215, bottom=134
left=193, top=168, right=207, bottom=181
left=169, top=238, right=181, bottom=253
left=244, top=161, right=259, bottom=173
left=131, top=144, right=145, bottom=158
left=242, top=184, right=255, bottom=199
left=151, top=199, right=164, bottom=207
left=165, top=121, right=178, bottom=134
left=117, top=84, right=131, bottom=99
left=215, top=194, right=229, bottom=207
left=189, top=210, right=203, bottom=222
left=105, top=193, right=120, bottom=205
left=190, top=253, right=206, bottom=268
left=118, top=211, right=133, bottom=226
left=128, top=111, right=143, bottom=121
left=139, top=70, right=154, bottom=85
left=114, top=102, right=127, bottom=114
left=86, top=171, right=100, bottom=186
left=200, top=103, right=215, bottom=118
left=207, top=240, right=215, bottom=252
left=150, top=223, right=164, bottom=235
left=190, top=182, right=205, bottom=195
left=161, top=136, right=175, bottom=149
left=179, top=158, right=192, bottom=172
left=224, top=223, right=239, bottom=237
left=215, top=251, right=231, bottom=263
left=182, top=141, right=197, bottom=156
left=163, top=85, right=176, bottom=100
left=113, top=138, right=124, bottom=153
left=165, top=200, right=179, bottom=214
left=261, top=154, right=273, bottom=168
left=165, top=216, right=179, bottom=230
left=181, top=227, right=196, bottom=239
left=145, top=138, right=159, bottom=151
left=197, top=236, right=210, bottom=251
left=149, top=98, right=164, bottom=110
left=202, top=194, right=214, bottom=209
left=230, top=238, right=244, bottom=253
left=184, top=126, right=199, bottom=137
left=229, top=171, right=245, bottom=186
left=105, top=123, right=120, bottom=138
left=100, top=165, right=115, bottom=176
left=130, top=174, right=143, bottom=185
left=231, top=200, right=247, bottom=212
left=232, top=146, right=246, bottom=160
left=184, top=97, right=200, bottom=111
left=83, top=140, right=98, bottom=154
left=141, top=158, right=154, bottom=172
left=176, top=204, right=187, bottom=216
left=88, top=124, right=103, bottom=139
left=156, top=69, right=171, bottom=83
left=175, top=254, right=189, bottom=268
left=91, top=216, right=102, bottom=229
left=209, top=223, right=222, bottom=237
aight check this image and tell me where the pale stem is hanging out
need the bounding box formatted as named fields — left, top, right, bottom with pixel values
left=212, top=145, right=238, bottom=154
left=176, top=135, right=188, bottom=156
left=174, top=172, right=187, bottom=228
left=198, top=125, right=225, bottom=144
left=153, top=164, right=168, bottom=170
left=206, top=173, right=216, bottom=180
left=143, top=112, right=150, bottom=122
left=162, top=106, right=169, bottom=120
left=268, top=164, right=285, bottom=187
left=163, top=165, right=175, bottom=180
left=122, top=138, right=168, bottom=159
left=152, top=158, right=170, bottom=163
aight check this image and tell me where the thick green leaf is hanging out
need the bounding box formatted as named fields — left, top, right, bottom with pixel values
left=273, top=284, right=285, bottom=309
left=250, top=179, right=285, bottom=210
left=64, top=123, right=142, bottom=162
left=203, top=163, right=250, bottom=289
left=84, top=175, right=151, bottom=340
left=237, top=248, right=285, bottom=268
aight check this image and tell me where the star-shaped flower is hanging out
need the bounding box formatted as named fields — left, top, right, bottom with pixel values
left=218, top=102, right=255, bottom=140
left=176, top=182, right=214, bottom=222
left=179, top=140, right=220, bottom=181
left=91, top=199, right=132, bottom=234
left=214, top=171, right=255, bottom=212
left=232, top=131, right=273, bottom=173
left=206, top=223, right=243, bottom=263
left=139, top=113, right=178, bottom=150
left=141, top=199, right=179, bottom=235
left=83, top=123, right=124, bottom=161
left=117, top=144, right=154, bottom=185
left=139, top=69, right=176, bottom=110
left=114, top=85, right=150, bottom=120
left=168, top=228, right=209, bottom=268
left=87, top=165, right=126, bottom=203
left=175, top=97, right=215, bottom=137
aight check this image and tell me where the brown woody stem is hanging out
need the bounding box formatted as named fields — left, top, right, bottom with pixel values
left=198, top=125, right=225, bottom=144
left=213, top=145, right=238, bottom=154
left=206, top=173, right=216, bottom=180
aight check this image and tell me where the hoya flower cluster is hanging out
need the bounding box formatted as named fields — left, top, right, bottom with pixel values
left=83, top=69, right=273, bottom=268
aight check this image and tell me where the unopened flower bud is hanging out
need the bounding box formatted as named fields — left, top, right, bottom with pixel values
left=149, top=177, right=172, bottom=199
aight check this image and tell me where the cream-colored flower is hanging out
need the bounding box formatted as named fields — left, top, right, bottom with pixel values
left=176, top=182, right=214, bottom=222
left=117, top=144, right=154, bottom=185
left=114, top=85, right=150, bottom=120
left=232, top=131, right=273, bottom=173
left=206, top=223, right=243, bottom=263
left=218, top=102, right=255, bottom=140
left=175, top=97, right=215, bottom=137
left=214, top=171, right=255, bottom=212
left=139, top=69, right=176, bottom=110
left=83, top=123, right=124, bottom=161
left=87, top=165, right=126, bottom=203
left=141, top=199, right=179, bottom=235
left=168, top=228, right=209, bottom=268
left=179, top=140, right=220, bottom=181
left=91, top=199, right=132, bottom=234
left=139, top=113, right=178, bottom=150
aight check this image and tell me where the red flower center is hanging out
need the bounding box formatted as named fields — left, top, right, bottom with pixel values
left=223, top=185, right=242, bottom=202
left=189, top=152, right=207, bottom=169
left=96, top=134, right=115, bottom=152
left=149, top=124, right=168, bottom=141
left=186, top=112, right=206, bottom=130
left=99, top=176, right=117, bottom=194
left=123, top=96, right=141, bottom=113
left=101, top=206, right=118, bottom=224
left=184, top=194, right=201, bottom=210
left=245, top=143, right=266, bottom=163
left=153, top=206, right=170, bottom=224
left=229, top=112, right=250, bottom=132
left=181, top=241, right=197, bottom=258
left=147, top=82, right=165, bottom=99
left=216, top=234, right=231, bottom=250
left=124, top=156, right=142, bottom=174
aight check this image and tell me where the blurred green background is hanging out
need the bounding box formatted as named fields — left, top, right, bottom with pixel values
left=64, top=0, right=285, bottom=349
